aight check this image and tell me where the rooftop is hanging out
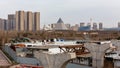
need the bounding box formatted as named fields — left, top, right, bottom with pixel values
left=57, top=18, right=64, bottom=23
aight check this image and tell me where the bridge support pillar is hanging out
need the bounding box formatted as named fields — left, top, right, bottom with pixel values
left=34, top=51, right=76, bottom=68
left=84, top=43, right=110, bottom=68
left=92, top=52, right=104, bottom=68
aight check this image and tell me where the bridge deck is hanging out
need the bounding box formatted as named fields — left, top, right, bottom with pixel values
left=26, top=44, right=83, bottom=49
left=26, top=45, right=59, bottom=49
left=59, top=45, right=84, bottom=48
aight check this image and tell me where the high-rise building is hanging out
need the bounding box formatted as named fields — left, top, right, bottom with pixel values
left=16, top=11, right=25, bottom=31
left=0, top=18, right=5, bottom=31
left=99, top=23, right=103, bottom=30
left=25, top=11, right=33, bottom=31
left=118, top=22, right=120, bottom=28
left=33, top=12, right=40, bottom=31
left=93, top=23, right=97, bottom=30
left=16, top=11, right=40, bottom=31
left=80, top=22, right=85, bottom=27
left=4, top=19, right=8, bottom=31
left=8, top=14, right=15, bottom=30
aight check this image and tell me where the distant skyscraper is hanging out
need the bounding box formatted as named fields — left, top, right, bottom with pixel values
left=16, top=11, right=25, bottom=31
left=93, top=23, right=97, bottom=30
left=118, top=22, right=120, bottom=28
left=80, top=22, right=85, bottom=27
left=25, top=11, right=33, bottom=31
left=33, top=12, right=40, bottom=31
left=8, top=14, right=15, bottom=30
left=0, top=18, right=5, bottom=31
left=4, top=19, right=8, bottom=31
left=16, top=11, right=40, bottom=31
left=99, top=23, right=103, bottom=30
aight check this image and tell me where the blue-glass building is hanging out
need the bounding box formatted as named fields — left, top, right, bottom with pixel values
left=78, top=26, right=91, bottom=31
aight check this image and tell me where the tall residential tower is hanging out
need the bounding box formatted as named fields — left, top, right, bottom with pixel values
left=16, top=11, right=25, bottom=31
left=8, top=14, right=15, bottom=30
left=15, top=11, right=40, bottom=31
left=118, top=22, right=120, bottom=28
left=33, top=12, right=40, bottom=31
left=93, top=23, right=97, bottom=30
left=99, top=23, right=103, bottom=30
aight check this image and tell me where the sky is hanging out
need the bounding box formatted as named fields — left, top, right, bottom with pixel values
left=1, top=0, right=120, bottom=28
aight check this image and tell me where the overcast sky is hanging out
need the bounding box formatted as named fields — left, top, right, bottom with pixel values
left=1, top=0, right=120, bottom=28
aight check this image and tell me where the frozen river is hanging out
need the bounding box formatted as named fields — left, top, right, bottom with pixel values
left=67, top=63, right=92, bottom=68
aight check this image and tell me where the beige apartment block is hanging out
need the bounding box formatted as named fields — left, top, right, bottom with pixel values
left=16, top=11, right=40, bottom=32
left=16, top=11, right=25, bottom=31
left=26, top=11, right=33, bottom=31
left=34, top=12, right=40, bottom=31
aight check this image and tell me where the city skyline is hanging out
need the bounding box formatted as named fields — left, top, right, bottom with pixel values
left=1, top=0, right=120, bottom=28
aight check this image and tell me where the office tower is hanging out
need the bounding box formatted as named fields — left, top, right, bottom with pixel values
left=8, top=14, right=15, bottom=30
left=118, top=22, right=120, bottom=28
left=16, top=11, right=25, bottom=31
left=33, top=12, right=40, bottom=31
left=99, top=23, right=103, bottom=30
left=93, top=23, right=97, bottom=30
left=80, top=22, right=85, bottom=27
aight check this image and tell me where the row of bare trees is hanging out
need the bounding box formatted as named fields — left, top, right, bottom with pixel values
left=0, top=30, right=120, bottom=46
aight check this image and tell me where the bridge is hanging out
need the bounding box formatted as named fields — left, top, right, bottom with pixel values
left=32, top=42, right=114, bottom=68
